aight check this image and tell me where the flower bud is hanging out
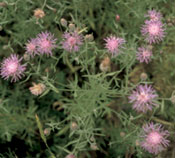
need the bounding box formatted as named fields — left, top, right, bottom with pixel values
left=34, top=8, right=45, bottom=19
left=90, top=143, right=99, bottom=150
left=23, top=53, right=30, bottom=61
left=70, top=122, right=78, bottom=130
left=65, top=154, right=75, bottom=158
left=60, top=18, right=67, bottom=27
left=44, top=128, right=51, bottom=136
left=140, top=72, right=148, bottom=80
left=135, top=139, right=140, bottom=146
left=120, top=132, right=125, bottom=137
left=115, top=14, right=120, bottom=22
left=0, top=2, right=7, bottom=7
left=171, top=95, right=175, bottom=104
left=69, top=23, right=75, bottom=31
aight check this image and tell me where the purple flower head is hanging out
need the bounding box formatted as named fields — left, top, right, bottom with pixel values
left=128, top=84, right=158, bottom=113
left=141, top=20, right=165, bottom=44
left=25, top=38, right=38, bottom=56
left=145, top=10, right=162, bottom=21
left=0, top=54, right=26, bottom=82
left=61, top=31, right=83, bottom=52
left=36, top=31, right=57, bottom=56
left=140, top=122, right=170, bottom=154
left=104, top=35, right=125, bottom=56
left=136, top=47, right=153, bottom=64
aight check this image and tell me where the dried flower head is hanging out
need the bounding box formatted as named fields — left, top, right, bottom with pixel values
left=141, top=20, right=165, bottom=44
left=60, top=18, right=67, bottom=27
left=36, top=31, right=57, bottom=56
left=104, top=35, right=125, bottom=56
left=0, top=54, right=26, bottom=82
left=25, top=38, right=38, bottom=56
left=34, top=8, right=45, bottom=19
left=85, top=34, right=94, bottom=42
left=61, top=31, right=83, bottom=52
left=128, top=84, right=158, bottom=113
left=145, top=10, right=162, bottom=21
left=99, top=56, right=111, bottom=72
left=29, top=83, right=46, bottom=96
left=136, top=47, right=153, bottom=64
left=140, top=122, right=170, bottom=154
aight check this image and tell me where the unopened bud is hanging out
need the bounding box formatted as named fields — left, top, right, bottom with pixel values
left=34, top=8, right=45, bottom=19
left=23, top=54, right=30, bottom=61
left=60, top=18, right=67, bottom=27
left=120, top=132, right=125, bottom=137
left=171, top=95, right=175, bottom=104
left=70, top=122, right=78, bottom=130
left=69, top=23, right=75, bottom=31
left=45, top=68, right=49, bottom=73
left=135, top=140, right=140, bottom=146
left=44, top=128, right=51, bottom=136
left=0, top=2, right=7, bottom=7
left=140, top=72, right=148, bottom=80
left=2, top=45, right=8, bottom=50
left=85, top=34, right=94, bottom=42
left=99, top=56, right=111, bottom=72
left=115, top=14, right=120, bottom=22
left=65, top=154, right=75, bottom=158
left=90, top=143, right=99, bottom=150
left=90, top=136, right=95, bottom=142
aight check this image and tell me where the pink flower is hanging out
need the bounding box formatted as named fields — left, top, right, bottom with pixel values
left=25, top=38, right=38, bottom=56
left=36, top=31, right=57, bottom=56
left=145, top=10, right=162, bottom=21
left=140, top=122, right=170, bottom=154
left=128, top=84, right=158, bottom=113
left=104, top=35, right=125, bottom=56
left=136, top=47, right=152, bottom=64
left=61, top=31, right=83, bottom=52
left=141, top=20, right=165, bottom=44
left=0, top=54, right=26, bottom=82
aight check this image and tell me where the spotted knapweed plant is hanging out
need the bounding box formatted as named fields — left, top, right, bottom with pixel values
left=0, top=1, right=175, bottom=158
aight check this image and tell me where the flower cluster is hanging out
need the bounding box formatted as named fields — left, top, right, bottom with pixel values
left=136, top=10, right=165, bottom=64
left=25, top=31, right=57, bottom=57
left=141, top=10, right=165, bottom=44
